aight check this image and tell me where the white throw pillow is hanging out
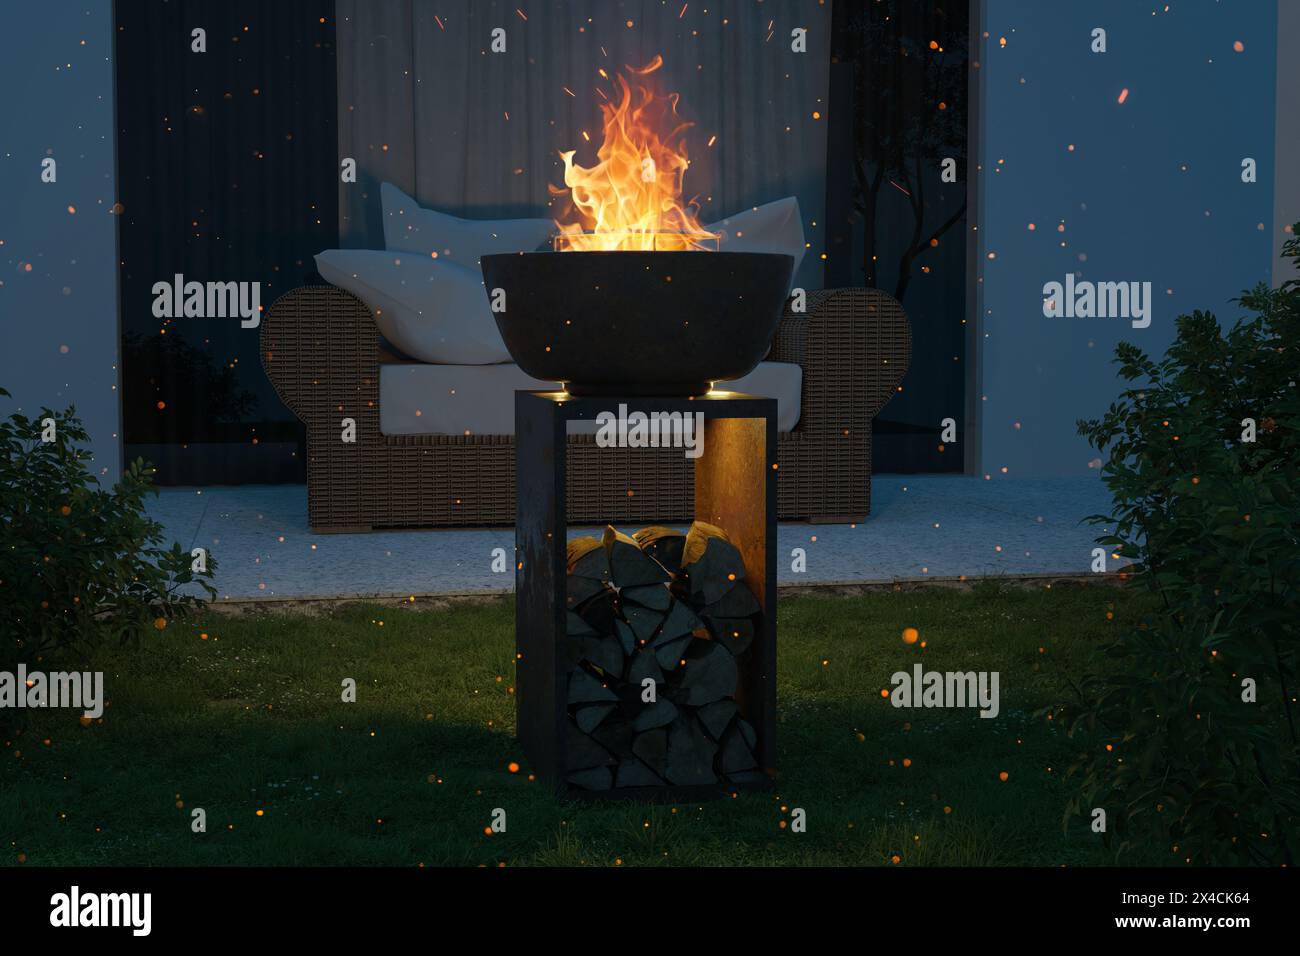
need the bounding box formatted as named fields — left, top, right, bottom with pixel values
left=707, top=196, right=806, bottom=287
left=380, top=182, right=555, bottom=264
left=314, top=249, right=511, bottom=365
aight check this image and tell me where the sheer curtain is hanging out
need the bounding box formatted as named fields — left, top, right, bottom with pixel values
left=335, top=0, right=832, bottom=292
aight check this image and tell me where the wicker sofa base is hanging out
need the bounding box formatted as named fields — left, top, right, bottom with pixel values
left=263, top=285, right=909, bottom=532
left=303, top=431, right=871, bottom=532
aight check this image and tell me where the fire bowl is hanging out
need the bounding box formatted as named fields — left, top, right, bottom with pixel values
left=480, top=251, right=794, bottom=396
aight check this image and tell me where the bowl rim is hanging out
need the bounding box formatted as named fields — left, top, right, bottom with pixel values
left=480, top=249, right=796, bottom=263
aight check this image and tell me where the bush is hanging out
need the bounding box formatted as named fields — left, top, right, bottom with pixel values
left=1064, top=229, right=1300, bottom=865
left=0, top=390, right=216, bottom=671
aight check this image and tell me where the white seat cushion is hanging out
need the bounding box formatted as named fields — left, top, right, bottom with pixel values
left=379, top=362, right=803, bottom=436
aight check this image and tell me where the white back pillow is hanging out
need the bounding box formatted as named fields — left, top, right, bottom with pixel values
left=381, top=182, right=555, bottom=264
left=314, top=249, right=510, bottom=365
left=707, top=196, right=806, bottom=289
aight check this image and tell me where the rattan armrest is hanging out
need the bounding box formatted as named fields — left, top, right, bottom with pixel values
left=261, top=286, right=379, bottom=428
left=770, top=288, right=911, bottom=434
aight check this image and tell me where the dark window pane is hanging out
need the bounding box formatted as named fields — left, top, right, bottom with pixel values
left=116, top=0, right=338, bottom=484
left=826, top=0, right=970, bottom=472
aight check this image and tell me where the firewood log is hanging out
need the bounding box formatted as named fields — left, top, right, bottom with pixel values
left=696, top=699, right=738, bottom=740
left=567, top=574, right=608, bottom=608
left=652, top=634, right=692, bottom=670
left=567, top=536, right=610, bottom=581
left=681, top=521, right=746, bottom=605
left=567, top=766, right=613, bottom=790
left=647, top=608, right=698, bottom=667
left=665, top=715, right=718, bottom=785
left=700, top=581, right=760, bottom=619
left=591, top=718, right=634, bottom=760
left=627, top=650, right=664, bottom=690
left=656, top=599, right=703, bottom=642
left=574, top=588, right=618, bottom=635
left=679, top=641, right=738, bottom=706
left=622, top=604, right=664, bottom=644
left=632, top=727, right=668, bottom=777
left=718, top=719, right=759, bottom=773
left=566, top=610, right=598, bottom=637
left=613, top=618, right=637, bottom=656
left=567, top=721, right=615, bottom=769
left=578, top=635, right=625, bottom=676
left=703, top=616, right=755, bottom=656
left=616, top=757, right=666, bottom=788
left=620, top=583, right=673, bottom=611
left=568, top=668, right=617, bottom=704
left=632, top=697, right=678, bottom=732
left=575, top=702, right=616, bottom=734
left=603, top=525, right=671, bottom=587
left=736, top=717, right=756, bottom=752
left=632, top=526, right=686, bottom=573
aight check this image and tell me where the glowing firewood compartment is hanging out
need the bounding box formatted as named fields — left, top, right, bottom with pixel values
left=515, top=390, right=777, bottom=800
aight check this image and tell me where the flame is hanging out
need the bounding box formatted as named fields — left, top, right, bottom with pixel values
left=551, top=60, right=717, bottom=251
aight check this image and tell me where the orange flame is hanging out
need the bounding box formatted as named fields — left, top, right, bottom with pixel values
left=551, top=60, right=717, bottom=251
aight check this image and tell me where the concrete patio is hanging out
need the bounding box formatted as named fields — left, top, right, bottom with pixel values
left=147, top=475, right=1122, bottom=601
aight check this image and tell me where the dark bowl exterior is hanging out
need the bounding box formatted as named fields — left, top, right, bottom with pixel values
left=480, top=251, right=794, bottom=396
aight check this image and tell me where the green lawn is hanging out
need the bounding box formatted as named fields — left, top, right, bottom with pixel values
left=1, top=583, right=1162, bottom=866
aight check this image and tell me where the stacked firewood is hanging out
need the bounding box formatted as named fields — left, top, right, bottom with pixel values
left=564, top=521, right=764, bottom=791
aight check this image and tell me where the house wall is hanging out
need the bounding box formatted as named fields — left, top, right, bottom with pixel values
left=1, top=2, right=1291, bottom=486
left=0, top=3, right=121, bottom=479
left=973, top=0, right=1280, bottom=477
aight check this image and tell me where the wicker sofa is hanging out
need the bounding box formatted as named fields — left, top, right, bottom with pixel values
left=261, top=284, right=910, bottom=531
